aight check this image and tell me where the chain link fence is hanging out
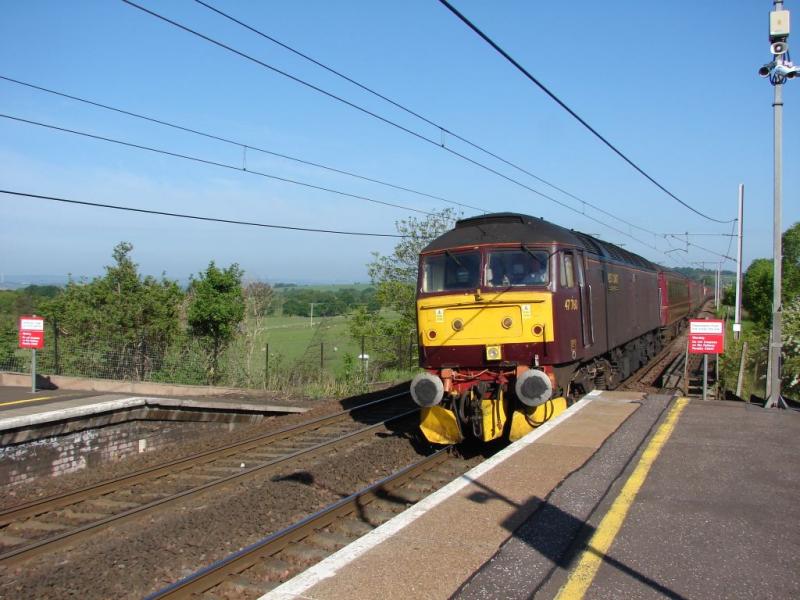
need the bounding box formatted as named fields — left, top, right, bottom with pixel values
left=0, top=320, right=418, bottom=396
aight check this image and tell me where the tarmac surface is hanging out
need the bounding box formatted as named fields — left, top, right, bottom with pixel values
left=0, top=386, right=103, bottom=413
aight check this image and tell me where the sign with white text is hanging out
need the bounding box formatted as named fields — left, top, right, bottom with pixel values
left=18, top=315, right=45, bottom=349
left=688, top=319, right=725, bottom=354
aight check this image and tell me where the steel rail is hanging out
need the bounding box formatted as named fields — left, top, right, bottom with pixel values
left=0, top=394, right=416, bottom=566
left=0, top=392, right=408, bottom=526
left=147, top=447, right=453, bottom=599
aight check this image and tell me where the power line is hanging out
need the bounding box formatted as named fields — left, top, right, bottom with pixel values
left=191, top=0, right=674, bottom=240
left=0, top=112, right=434, bottom=215
left=0, top=189, right=407, bottom=237
left=0, top=112, right=684, bottom=265
left=121, top=0, right=679, bottom=242
left=667, top=234, right=734, bottom=262
left=0, top=74, right=483, bottom=213
left=436, top=0, right=736, bottom=225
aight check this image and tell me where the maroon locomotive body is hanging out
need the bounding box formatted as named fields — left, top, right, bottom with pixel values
left=410, top=214, right=706, bottom=443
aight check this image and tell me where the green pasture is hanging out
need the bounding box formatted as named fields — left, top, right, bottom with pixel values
left=244, top=314, right=363, bottom=377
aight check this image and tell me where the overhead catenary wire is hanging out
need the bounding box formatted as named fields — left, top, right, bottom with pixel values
left=667, top=234, right=734, bottom=262
left=190, top=0, right=670, bottom=240
left=0, top=112, right=435, bottom=216
left=436, top=0, right=736, bottom=225
left=0, top=112, right=692, bottom=264
left=121, top=0, right=686, bottom=244
left=0, top=190, right=408, bottom=237
left=0, top=74, right=483, bottom=213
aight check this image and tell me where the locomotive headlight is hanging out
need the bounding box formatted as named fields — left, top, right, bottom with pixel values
left=410, top=372, right=444, bottom=407
left=486, top=345, right=502, bottom=360
left=501, top=317, right=513, bottom=329
left=427, top=330, right=438, bottom=340
left=515, top=369, right=553, bottom=407
left=532, top=324, right=544, bottom=337
left=452, top=318, right=464, bottom=332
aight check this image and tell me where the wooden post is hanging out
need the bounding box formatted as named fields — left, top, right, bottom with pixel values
left=737, top=341, right=748, bottom=401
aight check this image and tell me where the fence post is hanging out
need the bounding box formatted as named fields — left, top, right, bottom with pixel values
left=320, top=342, right=324, bottom=372
left=408, top=330, right=415, bottom=368
left=53, top=318, right=60, bottom=375
left=264, top=342, right=269, bottom=390
left=361, top=335, right=366, bottom=382
left=737, top=341, right=748, bottom=401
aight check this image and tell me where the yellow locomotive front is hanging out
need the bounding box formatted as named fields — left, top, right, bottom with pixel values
left=410, top=239, right=568, bottom=445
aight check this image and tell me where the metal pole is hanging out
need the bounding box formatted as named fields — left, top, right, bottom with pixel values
left=765, top=49, right=785, bottom=409
left=31, top=348, right=37, bottom=393
left=703, top=354, right=708, bottom=401
left=683, top=341, right=689, bottom=397
left=320, top=342, right=324, bottom=371
left=310, top=303, right=314, bottom=328
left=734, top=184, right=744, bottom=340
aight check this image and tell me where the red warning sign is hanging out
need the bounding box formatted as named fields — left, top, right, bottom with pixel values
left=688, top=319, right=725, bottom=354
left=18, top=315, right=45, bottom=349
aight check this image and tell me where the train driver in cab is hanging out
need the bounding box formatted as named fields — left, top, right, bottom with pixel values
left=509, top=252, right=546, bottom=285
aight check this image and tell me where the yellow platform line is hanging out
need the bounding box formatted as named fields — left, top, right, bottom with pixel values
left=555, top=397, right=690, bottom=600
left=0, top=395, right=56, bottom=408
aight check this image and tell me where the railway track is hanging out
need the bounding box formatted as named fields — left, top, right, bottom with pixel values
left=0, top=392, right=419, bottom=567
left=147, top=447, right=464, bottom=599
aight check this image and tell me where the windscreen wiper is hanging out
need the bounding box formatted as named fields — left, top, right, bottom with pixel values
left=445, top=250, right=465, bottom=268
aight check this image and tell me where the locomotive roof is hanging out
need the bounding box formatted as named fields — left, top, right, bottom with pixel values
left=423, top=212, right=658, bottom=271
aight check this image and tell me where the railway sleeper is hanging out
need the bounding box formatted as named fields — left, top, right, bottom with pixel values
left=5, top=519, right=69, bottom=534
left=335, top=518, right=374, bottom=537
left=57, top=508, right=111, bottom=524
left=243, top=556, right=293, bottom=581
left=218, top=574, right=276, bottom=596
left=278, top=542, right=330, bottom=564
left=0, top=532, right=29, bottom=547
left=306, top=530, right=351, bottom=551
left=85, top=497, right=140, bottom=511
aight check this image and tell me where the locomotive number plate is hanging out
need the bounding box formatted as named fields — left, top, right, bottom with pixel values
left=564, top=298, right=579, bottom=311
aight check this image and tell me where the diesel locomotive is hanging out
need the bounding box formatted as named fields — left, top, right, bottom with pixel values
left=409, top=213, right=705, bottom=444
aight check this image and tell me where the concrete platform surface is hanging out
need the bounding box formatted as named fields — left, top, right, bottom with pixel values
left=535, top=400, right=800, bottom=600
left=262, top=390, right=648, bottom=600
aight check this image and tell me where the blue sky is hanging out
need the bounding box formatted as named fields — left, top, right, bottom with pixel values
left=0, top=0, right=796, bottom=284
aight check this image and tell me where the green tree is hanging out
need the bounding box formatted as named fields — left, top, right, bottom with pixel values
left=187, top=261, right=245, bottom=384
left=742, top=258, right=774, bottom=327
left=783, top=297, right=800, bottom=398
left=349, top=208, right=459, bottom=371
left=741, top=223, right=800, bottom=328
left=782, top=222, right=800, bottom=303
left=44, top=242, right=183, bottom=379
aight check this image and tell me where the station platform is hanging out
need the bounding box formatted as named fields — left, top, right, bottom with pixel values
left=263, top=392, right=800, bottom=600
left=0, top=385, right=308, bottom=421
left=0, top=385, right=309, bottom=445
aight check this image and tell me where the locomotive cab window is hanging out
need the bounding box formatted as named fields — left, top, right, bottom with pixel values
left=421, top=250, right=481, bottom=293
left=561, top=251, right=576, bottom=288
left=485, top=248, right=548, bottom=288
